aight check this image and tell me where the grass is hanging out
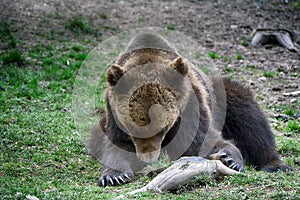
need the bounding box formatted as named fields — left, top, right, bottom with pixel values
left=194, top=52, right=201, bottom=59
left=0, top=21, right=22, bottom=66
left=1, top=25, right=299, bottom=200
left=64, top=15, right=105, bottom=36
left=263, top=71, right=277, bottom=78
left=236, top=53, right=243, bottom=60
left=223, top=56, right=232, bottom=63
left=286, top=120, right=300, bottom=133
left=284, top=106, right=297, bottom=116
left=0, top=21, right=17, bottom=49
left=65, top=15, right=93, bottom=34
left=292, top=0, right=300, bottom=9
left=208, top=51, right=220, bottom=59
left=271, top=104, right=300, bottom=137
left=166, top=24, right=176, bottom=30
left=1, top=50, right=24, bottom=66
left=99, top=12, right=108, bottom=19
left=240, top=35, right=251, bottom=47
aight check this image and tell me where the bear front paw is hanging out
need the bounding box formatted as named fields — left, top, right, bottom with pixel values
left=260, top=160, right=292, bottom=172
left=218, top=152, right=244, bottom=172
left=209, top=151, right=244, bottom=172
left=97, top=169, right=133, bottom=187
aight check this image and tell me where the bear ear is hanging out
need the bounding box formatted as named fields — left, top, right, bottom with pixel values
left=106, top=64, right=124, bottom=86
left=170, top=57, right=189, bottom=76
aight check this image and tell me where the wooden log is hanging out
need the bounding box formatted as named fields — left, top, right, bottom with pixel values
left=115, top=156, right=239, bottom=199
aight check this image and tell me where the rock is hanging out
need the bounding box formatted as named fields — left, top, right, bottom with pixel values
left=283, top=90, right=300, bottom=97
left=255, top=12, right=264, bottom=17
left=26, top=195, right=39, bottom=200
left=204, top=39, right=214, bottom=48
left=230, top=24, right=238, bottom=29
left=227, top=64, right=235, bottom=68
left=274, top=114, right=288, bottom=121
left=277, top=96, right=284, bottom=101
left=272, top=86, right=282, bottom=91
left=164, top=5, right=170, bottom=12
left=284, top=84, right=298, bottom=89
left=258, top=77, right=267, bottom=82
left=249, top=81, right=255, bottom=86
left=290, top=98, right=297, bottom=103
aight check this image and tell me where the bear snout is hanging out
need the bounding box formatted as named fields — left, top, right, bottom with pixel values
left=136, top=150, right=161, bottom=164
left=132, top=131, right=166, bottom=163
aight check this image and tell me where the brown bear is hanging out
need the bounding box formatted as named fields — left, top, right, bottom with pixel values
left=87, top=33, right=291, bottom=187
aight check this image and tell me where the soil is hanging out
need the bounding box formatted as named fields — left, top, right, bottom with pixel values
left=1, top=0, right=299, bottom=121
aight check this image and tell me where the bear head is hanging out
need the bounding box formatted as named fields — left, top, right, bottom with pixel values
left=106, top=55, right=191, bottom=163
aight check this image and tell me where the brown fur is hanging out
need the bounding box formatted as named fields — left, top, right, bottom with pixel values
left=87, top=33, right=291, bottom=187
left=221, top=79, right=291, bottom=171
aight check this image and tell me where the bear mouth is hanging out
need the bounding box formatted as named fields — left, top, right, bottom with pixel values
left=136, top=150, right=161, bottom=164
left=132, top=130, right=167, bottom=163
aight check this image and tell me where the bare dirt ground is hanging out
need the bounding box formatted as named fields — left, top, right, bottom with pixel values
left=2, top=0, right=299, bottom=118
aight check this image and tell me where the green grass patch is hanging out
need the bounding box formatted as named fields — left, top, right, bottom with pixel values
left=208, top=51, right=220, bottom=59
left=224, top=65, right=235, bottom=73
left=8, top=37, right=17, bottom=48
left=71, top=44, right=82, bottom=52
left=276, top=136, right=300, bottom=155
left=166, top=24, right=176, bottom=30
left=284, top=107, right=297, bottom=116
left=194, top=52, right=201, bottom=59
left=1, top=50, right=24, bottom=65
left=0, top=21, right=11, bottom=39
left=0, top=21, right=18, bottom=49
left=291, top=72, right=298, bottom=77
left=262, top=71, right=276, bottom=78
left=223, top=56, right=232, bottom=63
left=240, top=35, right=251, bottom=47
left=95, top=71, right=107, bottom=111
left=240, top=41, right=249, bottom=47
left=292, top=0, right=300, bottom=9
left=286, top=119, right=300, bottom=133
left=67, top=52, right=87, bottom=61
left=270, top=104, right=300, bottom=136
left=65, top=15, right=94, bottom=34
left=244, top=65, right=259, bottom=74
left=99, top=12, right=108, bottom=19
left=236, top=53, right=243, bottom=60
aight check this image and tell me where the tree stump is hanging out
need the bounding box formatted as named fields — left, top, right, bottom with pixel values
left=251, top=28, right=298, bottom=52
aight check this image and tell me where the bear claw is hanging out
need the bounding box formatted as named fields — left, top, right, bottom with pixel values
left=97, top=172, right=132, bottom=187
left=215, top=152, right=244, bottom=172
left=124, top=173, right=131, bottom=179
left=217, top=152, right=244, bottom=172
left=118, top=175, right=125, bottom=183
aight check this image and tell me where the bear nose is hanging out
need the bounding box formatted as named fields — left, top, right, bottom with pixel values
left=137, top=150, right=161, bottom=164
